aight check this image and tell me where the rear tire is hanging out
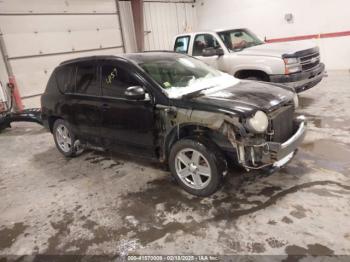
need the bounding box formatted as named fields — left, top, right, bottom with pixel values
left=53, top=119, right=84, bottom=157
left=168, top=138, right=224, bottom=197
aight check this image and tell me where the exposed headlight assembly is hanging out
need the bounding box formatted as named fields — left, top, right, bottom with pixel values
left=246, top=110, right=269, bottom=133
left=293, top=93, right=299, bottom=108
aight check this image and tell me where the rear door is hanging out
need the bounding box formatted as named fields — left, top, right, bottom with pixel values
left=99, top=60, right=156, bottom=156
left=68, top=60, right=102, bottom=144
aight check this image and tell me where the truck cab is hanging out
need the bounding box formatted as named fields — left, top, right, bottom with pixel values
left=173, top=28, right=325, bottom=92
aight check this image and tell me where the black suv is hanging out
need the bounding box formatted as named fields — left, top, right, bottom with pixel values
left=41, top=52, right=306, bottom=196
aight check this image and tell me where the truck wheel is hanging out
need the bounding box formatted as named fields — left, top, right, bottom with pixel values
left=168, top=139, right=224, bottom=197
left=53, top=119, right=84, bottom=157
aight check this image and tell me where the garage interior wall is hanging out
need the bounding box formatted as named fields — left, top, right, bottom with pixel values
left=0, top=0, right=127, bottom=108
left=0, top=44, right=9, bottom=101
left=196, top=0, right=350, bottom=70
left=143, top=0, right=196, bottom=51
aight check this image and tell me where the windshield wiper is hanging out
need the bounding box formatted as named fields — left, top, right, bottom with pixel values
left=182, top=86, right=215, bottom=99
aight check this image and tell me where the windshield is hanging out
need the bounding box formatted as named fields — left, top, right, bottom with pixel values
left=217, top=29, right=264, bottom=52
left=138, top=56, right=239, bottom=98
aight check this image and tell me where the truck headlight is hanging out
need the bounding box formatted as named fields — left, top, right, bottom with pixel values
left=284, top=57, right=302, bottom=74
left=293, top=94, right=299, bottom=108
left=246, top=110, right=269, bottom=133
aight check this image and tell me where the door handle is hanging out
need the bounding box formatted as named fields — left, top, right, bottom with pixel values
left=102, top=103, right=110, bottom=110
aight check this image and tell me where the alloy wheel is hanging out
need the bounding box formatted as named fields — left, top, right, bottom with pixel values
left=175, top=148, right=212, bottom=190
left=55, top=124, right=72, bottom=153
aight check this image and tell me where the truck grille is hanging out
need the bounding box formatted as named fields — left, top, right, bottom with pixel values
left=299, top=51, right=320, bottom=71
left=269, top=106, right=294, bottom=143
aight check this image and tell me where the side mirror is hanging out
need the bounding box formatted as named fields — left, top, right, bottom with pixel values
left=202, top=47, right=224, bottom=57
left=216, top=48, right=224, bottom=56
left=124, top=86, right=145, bottom=100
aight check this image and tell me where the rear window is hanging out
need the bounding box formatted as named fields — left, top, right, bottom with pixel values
left=174, top=35, right=190, bottom=54
left=55, top=65, right=76, bottom=93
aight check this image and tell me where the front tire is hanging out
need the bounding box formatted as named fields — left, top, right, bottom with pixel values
left=168, top=139, right=224, bottom=197
left=53, top=119, right=84, bottom=157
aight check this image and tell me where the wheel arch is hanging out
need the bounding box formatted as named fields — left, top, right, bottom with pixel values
left=234, top=69, right=270, bottom=81
left=48, top=116, right=62, bottom=133
left=163, top=123, right=233, bottom=162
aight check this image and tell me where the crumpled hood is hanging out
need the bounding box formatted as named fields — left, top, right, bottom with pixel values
left=185, top=80, right=294, bottom=117
left=239, top=40, right=317, bottom=58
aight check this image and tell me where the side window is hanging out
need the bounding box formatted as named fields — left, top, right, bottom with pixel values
left=174, top=36, right=190, bottom=54
left=193, top=34, right=220, bottom=56
left=76, top=62, right=99, bottom=96
left=55, top=65, right=75, bottom=93
left=101, top=64, right=140, bottom=98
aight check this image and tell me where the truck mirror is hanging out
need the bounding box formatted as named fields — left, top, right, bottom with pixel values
left=202, top=47, right=217, bottom=57
left=216, top=48, right=224, bottom=56
left=202, top=47, right=224, bottom=57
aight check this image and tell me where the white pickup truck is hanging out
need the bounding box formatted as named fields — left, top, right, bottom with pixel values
left=173, top=28, right=325, bottom=92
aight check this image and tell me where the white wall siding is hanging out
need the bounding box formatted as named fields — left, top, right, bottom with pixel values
left=143, top=1, right=196, bottom=51
left=0, top=0, right=125, bottom=107
left=195, top=0, right=350, bottom=70
left=0, top=46, right=9, bottom=95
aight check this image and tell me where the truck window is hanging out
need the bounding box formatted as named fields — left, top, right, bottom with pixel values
left=174, top=36, right=190, bottom=54
left=217, top=29, right=263, bottom=51
left=75, top=62, right=100, bottom=96
left=193, top=34, right=220, bottom=56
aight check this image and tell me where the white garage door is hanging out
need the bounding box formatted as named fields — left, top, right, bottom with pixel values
left=0, top=0, right=126, bottom=107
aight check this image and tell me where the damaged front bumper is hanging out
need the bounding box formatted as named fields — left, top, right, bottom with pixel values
left=237, top=116, right=306, bottom=170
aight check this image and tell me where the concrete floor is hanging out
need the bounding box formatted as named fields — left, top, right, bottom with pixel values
left=1, top=71, right=350, bottom=259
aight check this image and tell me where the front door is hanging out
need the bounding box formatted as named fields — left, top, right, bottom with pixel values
left=99, top=61, right=156, bottom=156
left=192, top=33, right=222, bottom=69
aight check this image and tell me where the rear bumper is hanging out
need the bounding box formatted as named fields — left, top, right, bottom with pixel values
left=0, top=108, right=43, bottom=131
left=270, top=63, right=325, bottom=92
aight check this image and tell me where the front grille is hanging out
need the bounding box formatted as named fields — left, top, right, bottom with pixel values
left=299, top=51, right=320, bottom=71
left=269, top=106, right=294, bottom=143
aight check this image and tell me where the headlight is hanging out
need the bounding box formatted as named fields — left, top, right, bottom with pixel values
left=284, top=57, right=302, bottom=74
left=293, top=94, right=299, bottom=108
left=246, top=110, right=269, bottom=133
left=284, top=58, right=299, bottom=64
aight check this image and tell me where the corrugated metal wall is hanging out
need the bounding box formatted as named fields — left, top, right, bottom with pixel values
left=143, top=0, right=197, bottom=50
left=0, top=0, right=126, bottom=107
